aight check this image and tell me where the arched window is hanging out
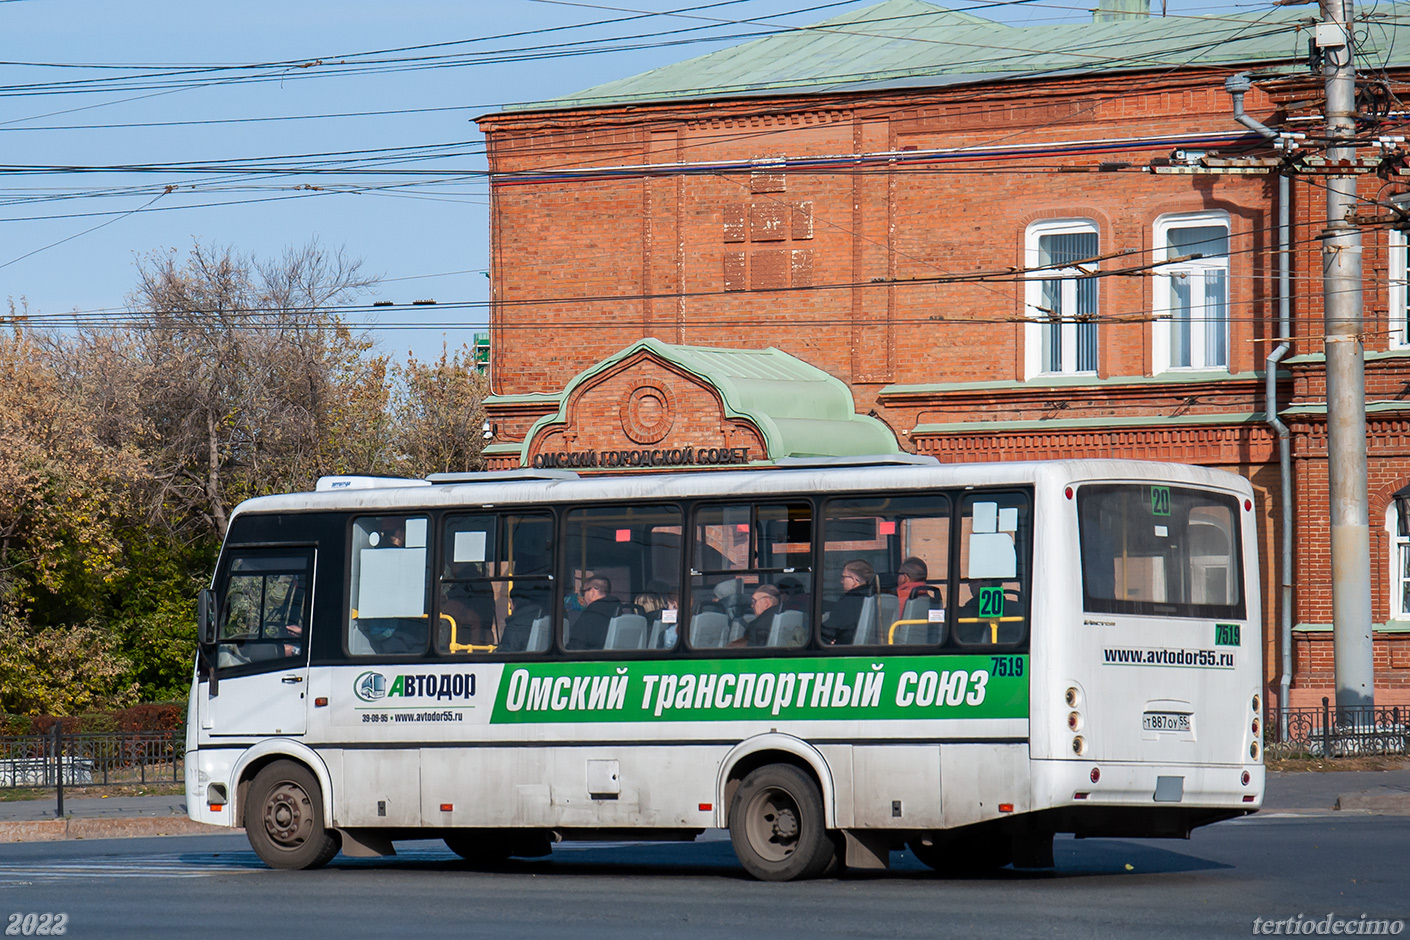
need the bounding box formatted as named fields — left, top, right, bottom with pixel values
left=1153, top=211, right=1230, bottom=372
left=1024, top=219, right=1099, bottom=378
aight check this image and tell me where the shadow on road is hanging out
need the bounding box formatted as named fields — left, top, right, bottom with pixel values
left=177, top=833, right=1228, bottom=882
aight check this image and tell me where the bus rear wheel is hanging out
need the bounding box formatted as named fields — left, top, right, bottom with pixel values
left=729, top=764, right=837, bottom=881
left=245, top=760, right=340, bottom=870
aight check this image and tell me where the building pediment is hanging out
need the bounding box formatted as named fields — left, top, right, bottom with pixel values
left=491, top=339, right=897, bottom=471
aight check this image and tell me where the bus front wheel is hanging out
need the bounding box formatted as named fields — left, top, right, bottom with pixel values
left=245, top=760, right=341, bottom=870
left=728, top=764, right=837, bottom=881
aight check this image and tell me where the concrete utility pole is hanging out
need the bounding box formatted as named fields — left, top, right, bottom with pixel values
left=1320, top=0, right=1375, bottom=711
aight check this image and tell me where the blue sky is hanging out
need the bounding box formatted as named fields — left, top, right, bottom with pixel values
left=0, top=0, right=1241, bottom=361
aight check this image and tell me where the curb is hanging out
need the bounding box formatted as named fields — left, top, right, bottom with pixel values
left=0, top=817, right=235, bottom=844
left=1334, top=789, right=1410, bottom=814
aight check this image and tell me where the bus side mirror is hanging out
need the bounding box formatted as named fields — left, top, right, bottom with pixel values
left=198, top=589, right=219, bottom=645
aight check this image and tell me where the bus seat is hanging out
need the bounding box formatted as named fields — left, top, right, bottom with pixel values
left=901, top=594, right=930, bottom=622
left=604, top=614, right=649, bottom=650
left=526, top=615, right=550, bottom=652
left=767, top=609, right=807, bottom=647
left=649, top=617, right=681, bottom=649
left=347, top=620, right=376, bottom=655
left=713, top=579, right=749, bottom=622
left=851, top=596, right=876, bottom=644
left=877, top=595, right=899, bottom=634
left=898, top=593, right=945, bottom=645
left=728, top=618, right=747, bottom=643
left=891, top=622, right=926, bottom=645
left=690, top=611, right=730, bottom=648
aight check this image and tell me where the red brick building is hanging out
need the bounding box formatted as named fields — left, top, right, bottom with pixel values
left=475, top=0, right=1410, bottom=708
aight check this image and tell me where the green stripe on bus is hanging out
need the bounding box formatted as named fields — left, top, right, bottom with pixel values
left=489, top=654, right=1029, bottom=724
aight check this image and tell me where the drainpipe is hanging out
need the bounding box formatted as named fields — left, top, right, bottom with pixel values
left=1226, top=72, right=1295, bottom=738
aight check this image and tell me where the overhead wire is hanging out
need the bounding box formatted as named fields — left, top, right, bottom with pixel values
left=0, top=0, right=1381, bottom=322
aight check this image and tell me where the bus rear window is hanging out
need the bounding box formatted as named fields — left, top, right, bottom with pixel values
left=1078, top=484, right=1244, bottom=619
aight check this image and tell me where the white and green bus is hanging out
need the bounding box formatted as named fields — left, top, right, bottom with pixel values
left=186, top=456, right=1264, bottom=881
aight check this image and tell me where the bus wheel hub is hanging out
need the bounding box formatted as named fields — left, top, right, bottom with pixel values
left=265, top=785, right=307, bottom=844
left=770, top=807, right=798, bottom=842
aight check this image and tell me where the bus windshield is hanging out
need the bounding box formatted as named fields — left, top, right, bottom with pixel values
left=1077, top=483, right=1244, bottom=619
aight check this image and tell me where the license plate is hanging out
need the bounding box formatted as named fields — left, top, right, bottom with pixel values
left=1143, top=711, right=1191, bottom=732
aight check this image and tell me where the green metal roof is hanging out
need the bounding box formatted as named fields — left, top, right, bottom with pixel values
left=505, top=0, right=1384, bottom=113
left=504, top=338, right=899, bottom=462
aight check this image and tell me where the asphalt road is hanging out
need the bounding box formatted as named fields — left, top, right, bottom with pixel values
left=0, top=811, right=1406, bottom=940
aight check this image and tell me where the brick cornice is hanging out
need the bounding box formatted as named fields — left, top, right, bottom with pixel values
left=912, top=422, right=1277, bottom=464
left=878, top=373, right=1271, bottom=411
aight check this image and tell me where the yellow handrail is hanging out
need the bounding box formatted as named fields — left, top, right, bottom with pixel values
left=443, top=612, right=497, bottom=654
left=955, top=615, right=1024, bottom=643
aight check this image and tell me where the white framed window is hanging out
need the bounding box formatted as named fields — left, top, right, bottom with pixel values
left=1024, top=219, right=1099, bottom=378
left=1390, top=229, right=1408, bottom=349
left=1386, top=491, right=1410, bottom=620
left=1153, top=212, right=1230, bottom=372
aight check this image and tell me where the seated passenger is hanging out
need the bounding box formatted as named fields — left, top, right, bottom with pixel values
left=368, top=618, right=427, bottom=654
left=895, top=557, right=930, bottom=603
left=822, top=559, right=875, bottom=645
left=635, top=591, right=667, bottom=619
left=732, top=584, right=783, bottom=647
left=566, top=576, right=620, bottom=651
left=496, top=581, right=550, bottom=652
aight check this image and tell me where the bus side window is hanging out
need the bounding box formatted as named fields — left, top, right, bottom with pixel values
left=439, top=512, right=555, bottom=655
left=440, top=515, right=498, bottom=654
left=820, top=495, right=949, bottom=649
left=348, top=515, right=430, bottom=656
left=689, top=502, right=811, bottom=650
left=216, top=551, right=313, bottom=668
left=563, top=505, right=682, bottom=653
left=953, top=494, right=1031, bottom=647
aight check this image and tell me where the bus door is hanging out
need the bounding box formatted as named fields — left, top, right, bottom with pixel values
left=200, top=547, right=315, bottom=737
left=1068, top=483, right=1252, bottom=766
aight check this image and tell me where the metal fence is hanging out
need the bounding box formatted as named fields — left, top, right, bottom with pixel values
left=1266, top=699, right=1410, bottom=759
left=0, top=729, right=183, bottom=790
